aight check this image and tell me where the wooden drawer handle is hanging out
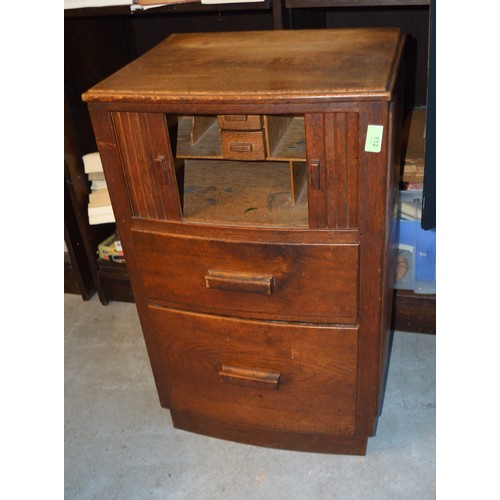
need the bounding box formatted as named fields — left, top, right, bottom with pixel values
left=229, top=142, right=253, bottom=153
left=224, top=115, right=248, bottom=122
left=154, top=155, right=169, bottom=185
left=205, top=270, right=274, bottom=295
left=309, top=159, right=321, bottom=190
left=219, top=365, right=281, bottom=391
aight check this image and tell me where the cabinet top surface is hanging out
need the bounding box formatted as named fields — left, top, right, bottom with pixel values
left=83, top=28, right=404, bottom=105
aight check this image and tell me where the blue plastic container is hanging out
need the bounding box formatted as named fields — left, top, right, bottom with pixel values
left=395, top=219, right=436, bottom=294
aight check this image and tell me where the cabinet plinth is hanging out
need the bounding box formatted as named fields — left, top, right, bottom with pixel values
left=83, top=28, right=405, bottom=455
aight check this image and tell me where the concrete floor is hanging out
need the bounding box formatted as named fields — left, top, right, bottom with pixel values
left=65, top=293, right=436, bottom=499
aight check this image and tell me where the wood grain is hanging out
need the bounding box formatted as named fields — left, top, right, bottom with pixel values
left=218, top=114, right=262, bottom=130
left=190, top=115, right=217, bottom=144
left=177, top=116, right=222, bottom=159
left=181, top=159, right=309, bottom=227
left=356, top=100, right=391, bottom=436
left=305, top=111, right=359, bottom=229
left=133, top=228, right=359, bottom=323
left=205, top=269, right=274, bottom=296
left=84, top=28, right=406, bottom=454
left=220, top=130, right=267, bottom=160
left=219, top=365, right=281, bottom=391
left=82, top=28, right=404, bottom=104
left=149, top=305, right=359, bottom=436
left=111, top=111, right=182, bottom=221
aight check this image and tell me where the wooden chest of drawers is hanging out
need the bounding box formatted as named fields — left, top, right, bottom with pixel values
left=83, top=28, right=405, bottom=455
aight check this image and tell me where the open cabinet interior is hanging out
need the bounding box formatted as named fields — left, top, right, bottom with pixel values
left=170, top=114, right=308, bottom=227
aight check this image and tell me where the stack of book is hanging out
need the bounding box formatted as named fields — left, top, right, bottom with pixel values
left=398, top=106, right=427, bottom=222
left=83, top=152, right=115, bottom=225
left=401, top=107, right=426, bottom=183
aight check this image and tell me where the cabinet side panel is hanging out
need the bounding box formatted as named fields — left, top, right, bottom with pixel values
left=377, top=70, right=405, bottom=417
left=356, top=101, right=390, bottom=436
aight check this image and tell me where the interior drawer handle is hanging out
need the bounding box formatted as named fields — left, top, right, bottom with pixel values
left=229, top=142, right=253, bottom=153
left=224, top=115, right=248, bottom=122
left=205, top=269, right=274, bottom=295
left=219, top=365, right=281, bottom=391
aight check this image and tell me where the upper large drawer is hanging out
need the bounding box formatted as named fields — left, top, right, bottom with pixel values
left=133, top=229, right=359, bottom=324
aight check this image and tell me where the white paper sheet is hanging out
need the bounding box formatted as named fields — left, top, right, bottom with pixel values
left=201, top=0, right=264, bottom=3
left=64, top=0, right=133, bottom=9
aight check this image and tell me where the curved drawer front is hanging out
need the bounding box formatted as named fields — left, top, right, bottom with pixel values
left=133, top=229, right=359, bottom=324
left=149, top=305, right=358, bottom=437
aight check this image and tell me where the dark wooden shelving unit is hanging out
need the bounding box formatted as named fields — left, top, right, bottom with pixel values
left=64, top=0, right=435, bottom=334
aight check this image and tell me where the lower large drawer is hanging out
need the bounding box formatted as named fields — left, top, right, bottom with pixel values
left=133, top=229, right=359, bottom=323
left=148, top=305, right=358, bottom=437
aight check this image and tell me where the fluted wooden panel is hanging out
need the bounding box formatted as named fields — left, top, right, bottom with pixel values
left=305, top=112, right=359, bottom=229
left=112, top=111, right=182, bottom=221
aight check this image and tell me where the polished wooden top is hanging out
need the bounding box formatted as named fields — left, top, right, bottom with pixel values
left=83, top=28, right=404, bottom=104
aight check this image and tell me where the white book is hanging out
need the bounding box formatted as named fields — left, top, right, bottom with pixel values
left=89, top=189, right=111, bottom=206
left=89, top=205, right=114, bottom=216
left=91, top=180, right=108, bottom=191
left=89, top=213, right=114, bottom=224
left=82, top=152, right=103, bottom=174
left=88, top=172, right=106, bottom=181
left=89, top=213, right=116, bottom=225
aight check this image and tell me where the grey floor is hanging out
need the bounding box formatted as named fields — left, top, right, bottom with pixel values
left=65, top=293, right=436, bottom=499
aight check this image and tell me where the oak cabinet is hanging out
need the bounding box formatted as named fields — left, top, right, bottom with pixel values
left=84, top=28, right=405, bottom=454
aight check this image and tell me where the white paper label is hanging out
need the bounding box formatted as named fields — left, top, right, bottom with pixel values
left=364, top=125, right=384, bottom=153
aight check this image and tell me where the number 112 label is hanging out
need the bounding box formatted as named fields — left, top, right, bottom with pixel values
left=364, top=125, right=384, bottom=153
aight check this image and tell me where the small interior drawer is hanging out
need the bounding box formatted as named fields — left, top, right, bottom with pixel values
left=217, top=114, right=262, bottom=131
left=220, top=130, right=266, bottom=160
left=148, top=305, right=358, bottom=436
left=133, top=229, right=359, bottom=324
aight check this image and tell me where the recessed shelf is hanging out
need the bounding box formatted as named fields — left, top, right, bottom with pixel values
left=182, top=159, right=309, bottom=227
left=177, top=116, right=222, bottom=159
left=172, top=114, right=308, bottom=227
left=266, top=115, right=306, bottom=161
left=175, top=114, right=305, bottom=161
